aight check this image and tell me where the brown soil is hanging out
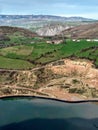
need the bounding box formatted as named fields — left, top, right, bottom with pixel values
left=0, top=58, right=98, bottom=101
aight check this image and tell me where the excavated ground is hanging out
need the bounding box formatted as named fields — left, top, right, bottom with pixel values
left=0, top=58, right=98, bottom=101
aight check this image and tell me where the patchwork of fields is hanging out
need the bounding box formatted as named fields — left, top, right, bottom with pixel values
left=0, top=39, right=98, bottom=69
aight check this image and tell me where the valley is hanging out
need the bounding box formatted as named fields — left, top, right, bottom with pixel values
left=0, top=21, right=98, bottom=101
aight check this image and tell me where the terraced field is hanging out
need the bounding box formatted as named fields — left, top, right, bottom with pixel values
left=0, top=39, right=98, bottom=69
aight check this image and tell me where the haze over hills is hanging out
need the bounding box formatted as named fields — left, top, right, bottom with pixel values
left=0, top=14, right=96, bottom=30
left=0, top=14, right=97, bottom=36
left=0, top=14, right=95, bottom=21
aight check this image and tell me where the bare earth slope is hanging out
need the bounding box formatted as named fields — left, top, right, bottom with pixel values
left=0, top=59, right=98, bottom=101
left=61, top=22, right=98, bottom=39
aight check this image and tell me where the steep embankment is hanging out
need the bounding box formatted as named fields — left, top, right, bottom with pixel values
left=36, top=24, right=71, bottom=36
left=34, top=59, right=98, bottom=100
left=0, top=59, right=98, bottom=101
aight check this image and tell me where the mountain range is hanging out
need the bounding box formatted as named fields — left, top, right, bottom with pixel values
left=0, top=14, right=96, bottom=29
left=0, top=14, right=95, bottom=21
left=0, top=15, right=98, bottom=38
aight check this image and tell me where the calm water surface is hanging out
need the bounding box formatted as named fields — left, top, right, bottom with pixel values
left=0, top=96, right=98, bottom=130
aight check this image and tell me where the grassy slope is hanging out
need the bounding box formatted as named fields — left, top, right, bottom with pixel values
left=0, top=40, right=98, bottom=69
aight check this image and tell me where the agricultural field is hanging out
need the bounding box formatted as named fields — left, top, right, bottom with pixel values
left=0, top=39, right=98, bottom=69
left=0, top=56, right=33, bottom=69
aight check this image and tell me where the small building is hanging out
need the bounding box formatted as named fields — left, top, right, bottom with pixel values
left=72, top=39, right=76, bottom=41
left=72, top=39, right=80, bottom=42
left=77, top=40, right=80, bottom=42
left=52, top=39, right=64, bottom=44
left=45, top=35, right=66, bottom=44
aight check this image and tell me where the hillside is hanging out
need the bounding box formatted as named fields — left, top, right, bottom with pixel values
left=0, top=26, right=98, bottom=100
left=0, top=26, right=38, bottom=37
left=0, top=26, right=40, bottom=49
left=61, top=22, right=98, bottom=39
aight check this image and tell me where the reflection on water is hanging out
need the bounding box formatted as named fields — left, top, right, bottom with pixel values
left=0, top=96, right=98, bottom=130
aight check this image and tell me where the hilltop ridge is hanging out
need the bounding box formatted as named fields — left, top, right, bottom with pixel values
left=61, top=22, right=98, bottom=39
left=0, top=26, right=38, bottom=37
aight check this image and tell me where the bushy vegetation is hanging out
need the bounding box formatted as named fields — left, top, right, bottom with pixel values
left=0, top=45, right=33, bottom=57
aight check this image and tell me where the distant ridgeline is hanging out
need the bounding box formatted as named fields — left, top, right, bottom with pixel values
left=0, top=14, right=95, bottom=21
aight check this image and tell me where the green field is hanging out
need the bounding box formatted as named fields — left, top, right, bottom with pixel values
left=0, top=56, right=34, bottom=69
left=0, top=39, right=98, bottom=69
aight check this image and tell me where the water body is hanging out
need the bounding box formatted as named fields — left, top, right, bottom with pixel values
left=0, top=96, right=98, bottom=130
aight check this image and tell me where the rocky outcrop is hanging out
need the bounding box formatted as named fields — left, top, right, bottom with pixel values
left=36, top=24, right=70, bottom=36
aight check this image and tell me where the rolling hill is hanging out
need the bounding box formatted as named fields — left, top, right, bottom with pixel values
left=0, top=26, right=38, bottom=38
left=61, top=22, right=98, bottom=39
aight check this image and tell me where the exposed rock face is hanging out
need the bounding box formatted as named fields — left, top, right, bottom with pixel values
left=36, top=24, right=70, bottom=36
left=0, top=59, right=98, bottom=100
